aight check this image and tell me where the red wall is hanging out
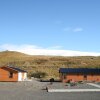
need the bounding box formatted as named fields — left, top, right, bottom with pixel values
left=60, top=73, right=100, bottom=82
left=0, top=67, right=18, bottom=82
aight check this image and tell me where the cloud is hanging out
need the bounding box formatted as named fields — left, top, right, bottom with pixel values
left=47, top=46, right=63, bottom=49
left=0, top=44, right=100, bottom=56
left=73, top=28, right=83, bottom=32
left=63, top=27, right=83, bottom=32
left=0, top=44, right=41, bottom=50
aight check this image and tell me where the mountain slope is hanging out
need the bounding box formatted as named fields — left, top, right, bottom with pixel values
left=0, top=51, right=100, bottom=79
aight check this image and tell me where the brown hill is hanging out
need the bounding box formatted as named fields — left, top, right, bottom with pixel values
left=0, top=51, right=100, bottom=79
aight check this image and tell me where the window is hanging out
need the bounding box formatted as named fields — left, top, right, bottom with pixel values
left=63, top=73, right=67, bottom=79
left=84, top=75, right=87, bottom=80
left=9, top=72, right=13, bottom=78
left=64, top=75, right=66, bottom=79
left=77, top=73, right=80, bottom=76
left=91, top=74, right=94, bottom=76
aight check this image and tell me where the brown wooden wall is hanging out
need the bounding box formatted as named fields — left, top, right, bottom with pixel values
left=0, top=67, right=18, bottom=82
left=60, top=73, right=100, bottom=82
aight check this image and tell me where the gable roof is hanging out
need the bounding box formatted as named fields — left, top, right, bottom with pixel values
left=1, top=66, right=27, bottom=72
left=59, top=68, right=100, bottom=74
left=9, top=66, right=27, bottom=72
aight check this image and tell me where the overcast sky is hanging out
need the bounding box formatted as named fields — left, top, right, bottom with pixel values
left=0, top=0, right=100, bottom=56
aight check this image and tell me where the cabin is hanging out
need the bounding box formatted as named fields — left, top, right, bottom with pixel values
left=59, top=68, right=100, bottom=82
left=0, top=66, right=27, bottom=82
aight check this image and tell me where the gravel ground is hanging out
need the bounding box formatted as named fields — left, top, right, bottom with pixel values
left=0, top=81, right=45, bottom=91
left=46, top=82, right=100, bottom=89
left=0, top=80, right=100, bottom=100
left=96, top=82, right=100, bottom=85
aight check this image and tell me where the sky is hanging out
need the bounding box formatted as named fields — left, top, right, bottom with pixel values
left=0, top=0, right=100, bottom=56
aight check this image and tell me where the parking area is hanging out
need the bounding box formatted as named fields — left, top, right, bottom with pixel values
left=96, top=82, right=100, bottom=85
left=46, top=82, right=100, bottom=92
left=46, top=82, right=100, bottom=89
left=0, top=81, right=100, bottom=100
left=47, top=81, right=100, bottom=88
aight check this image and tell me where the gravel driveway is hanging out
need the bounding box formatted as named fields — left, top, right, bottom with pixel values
left=0, top=80, right=100, bottom=100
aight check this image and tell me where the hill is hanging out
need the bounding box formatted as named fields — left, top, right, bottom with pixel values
left=0, top=51, right=100, bottom=79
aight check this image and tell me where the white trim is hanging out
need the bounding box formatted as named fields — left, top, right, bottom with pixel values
left=23, top=73, right=27, bottom=81
left=18, top=72, right=22, bottom=81
left=48, top=89, right=100, bottom=92
left=87, top=83, right=100, bottom=88
left=18, top=72, right=27, bottom=81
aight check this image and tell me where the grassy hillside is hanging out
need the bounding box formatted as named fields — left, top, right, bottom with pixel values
left=0, top=51, right=100, bottom=79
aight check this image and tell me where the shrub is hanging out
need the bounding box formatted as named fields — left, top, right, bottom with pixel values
left=30, top=71, right=47, bottom=78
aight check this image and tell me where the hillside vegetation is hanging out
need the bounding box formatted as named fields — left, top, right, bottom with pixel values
left=0, top=51, right=100, bottom=79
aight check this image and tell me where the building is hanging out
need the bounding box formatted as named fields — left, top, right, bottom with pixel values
left=59, top=68, right=100, bottom=82
left=0, top=66, right=27, bottom=82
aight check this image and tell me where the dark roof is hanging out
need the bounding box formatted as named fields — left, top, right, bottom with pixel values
left=9, top=66, right=27, bottom=72
left=59, top=68, right=100, bottom=74
left=0, top=66, right=27, bottom=72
